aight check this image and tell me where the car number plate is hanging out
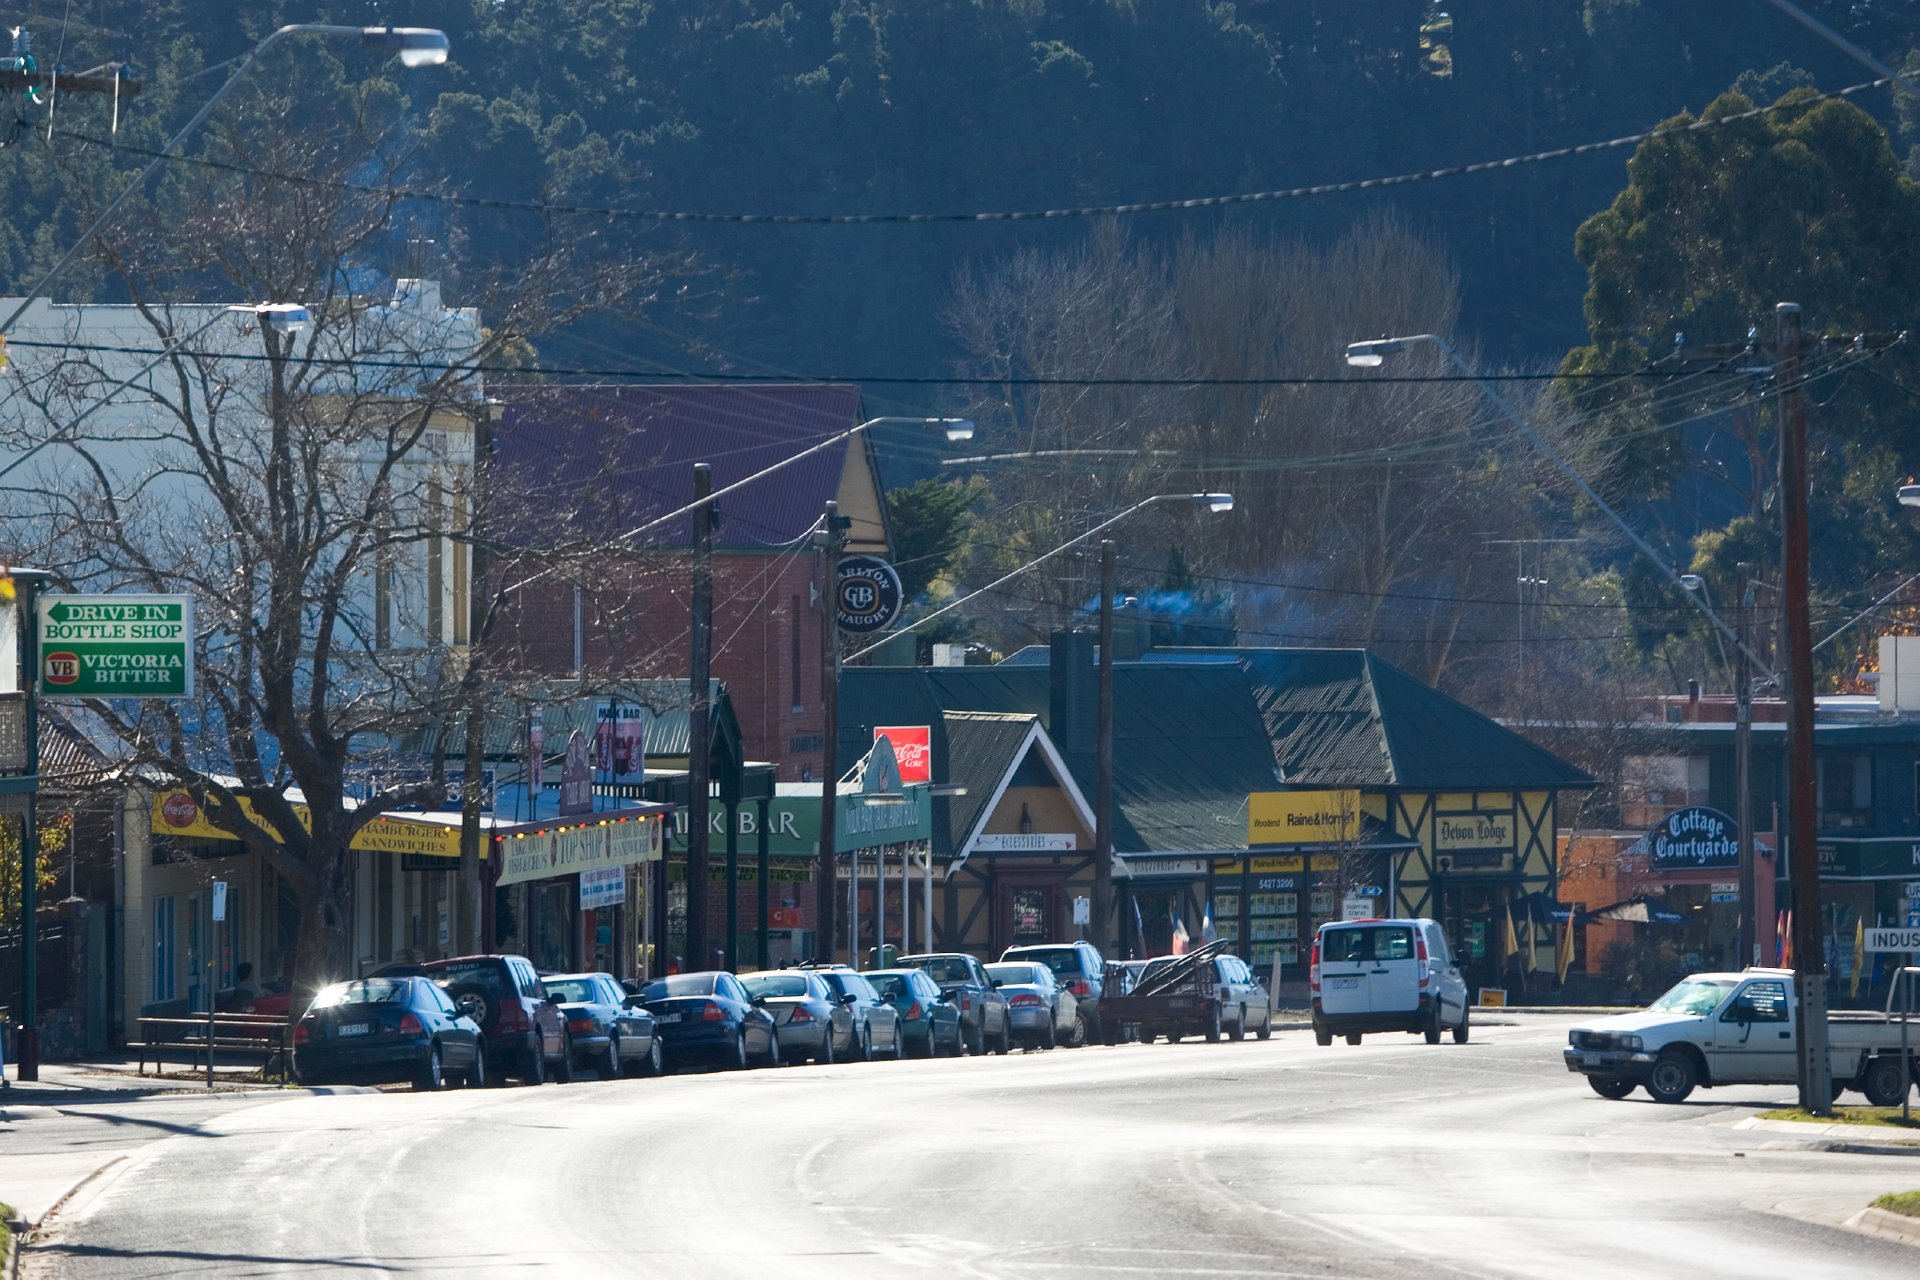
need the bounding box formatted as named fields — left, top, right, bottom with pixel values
left=1580, top=1053, right=1603, bottom=1068
left=1329, top=976, right=1362, bottom=990
left=337, top=1022, right=371, bottom=1036
left=655, top=1012, right=682, bottom=1024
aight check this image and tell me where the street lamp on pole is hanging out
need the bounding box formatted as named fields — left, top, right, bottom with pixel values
left=0, top=23, right=449, bottom=341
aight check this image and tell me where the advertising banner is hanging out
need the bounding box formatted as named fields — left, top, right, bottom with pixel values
left=36, top=594, right=194, bottom=698
left=875, top=725, right=932, bottom=783
left=1247, top=790, right=1361, bottom=846
left=594, top=701, right=648, bottom=783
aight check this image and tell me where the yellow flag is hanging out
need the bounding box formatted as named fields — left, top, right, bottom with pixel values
left=1851, top=917, right=1865, bottom=999
left=1502, top=905, right=1519, bottom=961
left=1557, top=910, right=1578, bottom=983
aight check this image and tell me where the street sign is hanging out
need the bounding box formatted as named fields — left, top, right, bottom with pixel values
left=1353, top=884, right=1384, bottom=897
left=210, top=880, right=227, bottom=922
left=35, top=594, right=193, bottom=698
left=1865, top=927, right=1920, bottom=953
left=834, top=556, right=903, bottom=634
left=1341, top=895, right=1372, bottom=921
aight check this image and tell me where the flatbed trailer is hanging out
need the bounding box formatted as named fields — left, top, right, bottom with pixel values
left=1099, top=941, right=1231, bottom=1044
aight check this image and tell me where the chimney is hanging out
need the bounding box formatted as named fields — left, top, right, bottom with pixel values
left=1048, top=630, right=1098, bottom=756
left=1687, top=678, right=1699, bottom=705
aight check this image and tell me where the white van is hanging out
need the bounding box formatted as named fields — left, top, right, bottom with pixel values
left=1309, top=917, right=1469, bottom=1046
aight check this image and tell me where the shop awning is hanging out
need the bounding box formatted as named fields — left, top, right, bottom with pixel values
left=1585, top=894, right=1689, bottom=925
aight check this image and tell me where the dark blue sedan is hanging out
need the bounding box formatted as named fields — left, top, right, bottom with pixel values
left=638, top=971, right=780, bottom=1070
left=292, top=976, right=485, bottom=1090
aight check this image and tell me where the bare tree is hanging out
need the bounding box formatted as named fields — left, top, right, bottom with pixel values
left=0, top=96, right=674, bottom=998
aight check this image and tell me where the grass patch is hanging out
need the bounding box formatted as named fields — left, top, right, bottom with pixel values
left=1873, top=1191, right=1920, bottom=1218
left=0, top=1201, right=13, bottom=1252
left=1759, top=1106, right=1920, bottom=1128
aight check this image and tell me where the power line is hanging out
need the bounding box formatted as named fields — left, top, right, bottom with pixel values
left=46, top=74, right=1892, bottom=226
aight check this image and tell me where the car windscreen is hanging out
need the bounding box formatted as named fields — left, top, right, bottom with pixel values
left=907, top=956, right=975, bottom=984
left=986, top=964, right=1042, bottom=985
left=864, top=972, right=910, bottom=999
left=310, top=978, right=410, bottom=1009
left=1320, top=926, right=1414, bottom=963
left=426, top=962, right=507, bottom=996
left=1015, top=949, right=1079, bottom=977
left=1648, top=978, right=1737, bottom=1016
left=740, top=973, right=810, bottom=999
left=544, top=978, right=597, bottom=1004
left=821, top=973, right=873, bottom=1000
left=642, top=973, right=718, bottom=1000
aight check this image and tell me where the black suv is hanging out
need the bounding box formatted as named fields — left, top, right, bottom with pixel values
left=898, top=952, right=1012, bottom=1055
left=374, top=954, right=571, bottom=1085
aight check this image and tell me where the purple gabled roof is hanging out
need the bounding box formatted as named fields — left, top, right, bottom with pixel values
left=492, top=383, right=872, bottom=549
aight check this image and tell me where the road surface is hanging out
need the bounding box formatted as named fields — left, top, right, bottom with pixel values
left=21, top=1014, right=1920, bottom=1277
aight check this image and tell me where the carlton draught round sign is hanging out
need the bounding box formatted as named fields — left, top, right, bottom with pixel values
left=834, top=555, right=903, bottom=634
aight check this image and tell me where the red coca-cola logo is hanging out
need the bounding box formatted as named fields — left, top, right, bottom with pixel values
left=161, top=792, right=198, bottom=828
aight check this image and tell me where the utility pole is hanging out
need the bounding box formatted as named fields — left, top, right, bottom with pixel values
left=817, top=501, right=848, bottom=963
left=1736, top=563, right=1756, bottom=968
left=687, top=464, right=714, bottom=971
left=1093, top=540, right=1116, bottom=959
left=1777, top=302, right=1832, bottom=1114
left=456, top=402, right=496, bottom=955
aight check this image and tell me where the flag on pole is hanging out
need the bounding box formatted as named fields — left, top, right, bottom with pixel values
left=1523, top=911, right=1538, bottom=973
left=1171, top=912, right=1190, bottom=956
left=1200, top=900, right=1218, bottom=946
left=1850, top=917, right=1865, bottom=999
left=1556, top=910, right=1577, bottom=983
left=1778, top=911, right=1793, bottom=968
left=1501, top=904, right=1519, bottom=963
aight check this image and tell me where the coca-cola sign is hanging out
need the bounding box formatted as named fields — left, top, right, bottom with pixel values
left=874, top=725, right=931, bottom=784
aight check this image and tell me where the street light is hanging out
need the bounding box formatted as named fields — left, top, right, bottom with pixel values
left=0, top=22, right=451, bottom=340
left=1343, top=332, right=1762, bottom=672
left=1898, top=484, right=1920, bottom=509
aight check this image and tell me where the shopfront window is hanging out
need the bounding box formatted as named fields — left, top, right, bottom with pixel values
left=152, top=895, right=176, bottom=1002
left=1817, top=755, right=1871, bottom=827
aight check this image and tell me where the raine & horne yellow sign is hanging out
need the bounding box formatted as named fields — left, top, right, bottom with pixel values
left=1248, top=790, right=1362, bottom=846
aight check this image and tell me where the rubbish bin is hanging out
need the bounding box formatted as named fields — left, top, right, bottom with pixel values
left=868, top=944, right=899, bottom=969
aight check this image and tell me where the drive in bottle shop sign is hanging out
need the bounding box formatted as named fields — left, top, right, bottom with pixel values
left=35, top=594, right=194, bottom=698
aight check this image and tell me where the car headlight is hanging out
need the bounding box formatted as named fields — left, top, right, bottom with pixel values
left=1620, top=1035, right=1643, bottom=1052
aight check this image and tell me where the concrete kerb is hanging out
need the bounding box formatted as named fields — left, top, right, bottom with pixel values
left=1848, top=1205, right=1920, bottom=1246
left=1732, top=1114, right=1920, bottom=1157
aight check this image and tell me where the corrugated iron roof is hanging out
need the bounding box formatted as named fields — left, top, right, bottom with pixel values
left=491, top=383, right=876, bottom=549
left=939, top=711, right=1039, bottom=855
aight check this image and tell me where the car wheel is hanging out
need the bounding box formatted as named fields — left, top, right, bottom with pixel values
left=1168, top=1031, right=1183, bottom=1044
left=1228, top=1005, right=1246, bottom=1042
left=815, top=1026, right=835, bottom=1066
left=1204, top=1004, right=1222, bottom=1044
left=450, top=985, right=492, bottom=1029
left=1587, top=1075, right=1637, bottom=1100
left=1424, top=1003, right=1443, bottom=1045
left=856, top=1027, right=872, bottom=1063
left=1646, top=1050, right=1698, bottom=1104
left=553, top=1035, right=575, bottom=1084
left=1862, top=1055, right=1911, bottom=1107
left=413, top=1044, right=444, bottom=1092
left=602, top=1035, right=621, bottom=1078
left=1041, top=1018, right=1057, bottom=1051
left=639, top=1036, right=665, bottom=1078
left=1067, top=1009, right=1089, bottom=1048
left=1256, top=1010, right=1273, bottom=1042
left=1452, top=1006, right=1470, bottom=1045
left=1345, top=1033, right=1362, bottom=1046
left=728, top=1029, right=749, bottom=1071
left=522, top=1038, right=547, bottom=1086
left=465, top=1046, right=488, bottom=1089
left=1313, top=1022, right=1332, bottom=1048
left=994, top=1018, right=1012, bottom=1055
left=966, top=1020, right=986, bottom=1056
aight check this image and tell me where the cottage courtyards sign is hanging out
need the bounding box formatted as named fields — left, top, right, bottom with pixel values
left=1647, top=805, right=1740, bottom=872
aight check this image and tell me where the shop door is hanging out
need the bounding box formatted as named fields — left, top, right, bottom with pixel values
left=997, top=872, right=1064, bottom=950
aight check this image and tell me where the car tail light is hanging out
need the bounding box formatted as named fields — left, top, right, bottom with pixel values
left=788, top=1005, right=814, bottom=1023
left=905, top=1001, right=922, bottom=1021
left=293, top=1022, right=310, bottom=1045
left=1308, top=936, right=1322, bottom=994
left=701, top=1001, right=726, bottom=1022
left=1416, top=934, right=1431, bottom=989
left=1009, top=994, right=1043, bottom=1008
left=1067, top=980, right=1090, bottom=997
left=495, top=1001, right=526, bottom=1033
left=399, top=1013, right=424, bottom=1034
left=567, top=1018, right=594, bottom=1034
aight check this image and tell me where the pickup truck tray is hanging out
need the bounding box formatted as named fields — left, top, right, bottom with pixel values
left=1100, top=940, right=1229, bottom=1044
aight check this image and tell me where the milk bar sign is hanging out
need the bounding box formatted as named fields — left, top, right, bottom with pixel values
left=35, top=595, right=193, bottom=698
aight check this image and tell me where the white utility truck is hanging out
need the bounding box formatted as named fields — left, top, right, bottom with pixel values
left=1563, top=967, right=1918, bottom=1104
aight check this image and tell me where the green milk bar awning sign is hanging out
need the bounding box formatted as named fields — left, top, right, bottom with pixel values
left=34, top=594, right=195, bottom=698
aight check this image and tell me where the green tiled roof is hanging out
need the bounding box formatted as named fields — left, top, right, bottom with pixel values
left=940, top=711, right=1041, bottom=857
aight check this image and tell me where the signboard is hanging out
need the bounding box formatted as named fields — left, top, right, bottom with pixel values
left=1817, top=839, right=1920, bottom=879
left=35, top=594, right=193, bottom=698
left=1646, top=805, right=1739, bottom=871
left=1341, top=895, right=1372, bottom=921
left=1249, top=791, right=1361, bottom=846
left=558, top=730, right=593, bottom=815
left=975, top=833, right=1076, bottom=853
left=1435, top=813, right=1516, bottom=853
left=834, top=555, right=903, bottom=634
left=150, top=787, right=465, bottom=858
left=874, top=726, right=932, bottom=784
left=498, top=813, right=663, bottom=888
left=594, top=701, right=648, bottom=783
left=838, top=783, right=932, bottom=852
left=211, top=881, right=227, bottom=922
left=1072, top=895, right=1091, bottom=925
left=580, top=865, right=627, bottom=909
left=1865, top=927, right=1920, bottom=953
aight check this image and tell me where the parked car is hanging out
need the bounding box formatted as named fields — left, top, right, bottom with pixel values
left=638, top=970, right=780, bottom=1069
left=1309, top=918, right=1469, bottom=1047
left=739, top=969, right=858, bottom=1064
left=865, top=968, right=964, bottom=1057
left=544, top=971, right=664, bottom=1078
left=984, top=961, right=1076, bottom=1050
left=900, top=952, right=1012, bottom=1054
left=376, top=954, right=572, bottom=1085
left=292, top=976, right=485, bottom=1090
left=1001, top=942, right=1107, bottom=1046
left=812, top=967, right=904, bottom=1060
left=1211, top=952, right=1273, bottom=1041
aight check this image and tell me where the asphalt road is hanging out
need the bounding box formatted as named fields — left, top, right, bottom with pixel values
left=20, top=1014, right=1920, bottom=1278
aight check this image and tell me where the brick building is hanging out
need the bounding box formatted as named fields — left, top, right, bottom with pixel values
left=487, top=384, right=893, bottom=779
